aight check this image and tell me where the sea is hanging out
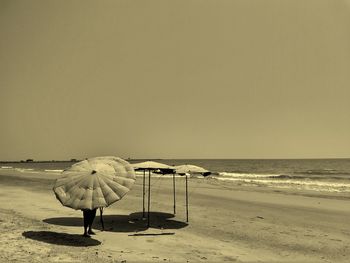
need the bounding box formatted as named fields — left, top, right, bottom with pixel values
left=1, top=159, right=350, bottom=193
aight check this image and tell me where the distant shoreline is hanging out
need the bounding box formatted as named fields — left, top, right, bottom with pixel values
left=0, top=160, right=79, bottom=163
left=0, top=158, right=165, bottom=163
left=1, top=158, right=350, bottom=163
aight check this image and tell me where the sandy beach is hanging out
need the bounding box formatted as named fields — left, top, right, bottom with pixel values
left=3, top=0, right=350, bottom=262
left=1, top=170, right=350, bottom=263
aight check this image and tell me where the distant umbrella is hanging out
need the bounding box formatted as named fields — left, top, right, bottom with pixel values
left=131, top=161, right=175, bottom=227
left=175, top=164, right=211, bottom=176
left=175, top=164, right=211, bottom=222
left=132, top=161, right=173, bottom=170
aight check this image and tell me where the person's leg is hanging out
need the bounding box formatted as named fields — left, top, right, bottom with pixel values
left=88, top=209, right=97, bottom=235
left=82, top=210, right=90, bottom=237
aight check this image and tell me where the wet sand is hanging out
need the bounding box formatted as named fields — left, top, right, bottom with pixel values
left=1, top=170, right=350, bottom=262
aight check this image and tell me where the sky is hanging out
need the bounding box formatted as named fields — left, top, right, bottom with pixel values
left=1, top=0, right=350, bottom=160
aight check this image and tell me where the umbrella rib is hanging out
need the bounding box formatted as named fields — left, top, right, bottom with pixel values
left=55, top=172, right=88, bottom=188
left=101, top=175, right=124, bottom=198
left=96, top=175, right=109, bottom=205
left=99, top=174, right=130, bottom=195
left=96, top=175, right=121, bottom=205
left=78, top=173, right=93, bottom=209
left=91, top=174, right=99, bottom=209
left=63, top=176, right=90, bottom=208
left=60, top=173, right=89, bottom=194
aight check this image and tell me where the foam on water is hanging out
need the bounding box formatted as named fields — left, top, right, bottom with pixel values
left=44, top=169, right=64, bottom=173
left=214, top=175, right=350, bottom=192
left=219, top=172, right=278, bottom=178
left=5, top=168, right=41, bottom=174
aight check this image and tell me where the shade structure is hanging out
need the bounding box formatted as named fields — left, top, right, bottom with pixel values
left=131, top=161, right=175, bottom=227
left=175, top=164, right=210, bottom=176
left=53, top=156, right=136, bottom=210
left=174, top=164, right=210, bottom=223
left=132, top=161, right=174, bottom=170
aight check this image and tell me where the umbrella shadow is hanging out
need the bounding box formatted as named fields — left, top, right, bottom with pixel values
left=22, top=231, right=101, bottom=246
left=129, top=212, right=188, bottom=230
left=43, top=212, right=188, bottom=233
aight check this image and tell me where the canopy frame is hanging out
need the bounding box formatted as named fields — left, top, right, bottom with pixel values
left=133, top=161, right=186, bottom=228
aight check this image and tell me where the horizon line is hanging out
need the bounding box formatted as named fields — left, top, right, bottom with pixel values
left=1, top=157, right=350, bottom=163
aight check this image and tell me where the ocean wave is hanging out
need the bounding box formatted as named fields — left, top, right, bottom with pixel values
left=44, top=169, right=64, bottom=173
left=293, top=169, right=350, bottom=176
left=13, top=168, right=41, bottom=173
left=270, top=175, right=297, bottom=179
left=1, top=166, right=13, bottom=169
left=214, top=177, right=350, bottom=193
left=219, top=172, right=277, bottom=178
left=218, top=172, right=350, bottom=181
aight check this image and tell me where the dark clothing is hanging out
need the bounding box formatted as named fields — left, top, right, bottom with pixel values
left=82, top=208, right=97, bottom=236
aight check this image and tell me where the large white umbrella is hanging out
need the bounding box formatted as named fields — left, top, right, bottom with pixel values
left=131, top=161, right=175, bottom=227
left=53, top=156, right=136, bottom=228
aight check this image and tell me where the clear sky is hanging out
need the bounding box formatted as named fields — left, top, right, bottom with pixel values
left=1, top=0, right=350, bottom=161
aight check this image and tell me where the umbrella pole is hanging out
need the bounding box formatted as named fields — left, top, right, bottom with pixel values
left=100, top=207, right=104, bottom=231
left=186, top=174, right=189, bottom=222
left=143, top=170, right=145, bottom=218
left=173, top=171, right=176, bottom=215
left=147, top=169, right=151, bottom=228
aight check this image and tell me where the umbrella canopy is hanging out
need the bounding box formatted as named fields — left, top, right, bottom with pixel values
left=132, top=161, right=174, bottom=171
left=53, top=156, right=136, bottom=210
left=175, top=164, right=211, bottom=176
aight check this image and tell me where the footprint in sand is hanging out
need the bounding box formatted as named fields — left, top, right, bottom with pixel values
left=329, top=238, right=342, bottom=242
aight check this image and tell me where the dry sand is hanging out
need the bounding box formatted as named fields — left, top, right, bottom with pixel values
left=1, top=170, right=350, bottom=263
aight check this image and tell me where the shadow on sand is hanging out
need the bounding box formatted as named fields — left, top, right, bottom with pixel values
left=43, top=212, right=188, bottom=233
left=22, top=231, right=101, bottom=246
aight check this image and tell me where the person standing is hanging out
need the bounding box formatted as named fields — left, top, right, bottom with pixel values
left=82, top=208, right=97, bottom=237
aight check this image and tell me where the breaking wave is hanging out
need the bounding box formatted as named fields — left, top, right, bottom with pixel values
left=215, top=172, right=350, bottom=192
left=218, top=172, right=350, bottom=181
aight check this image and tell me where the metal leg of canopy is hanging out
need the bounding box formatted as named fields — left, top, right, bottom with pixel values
left=142, top=170, right=146, bottom=218
left=173, top=172, right=176, bottom=215
left=99, top=207, right=104, bottom=231
left=147, top=169, right=151, bottom=228
left=185, top=174, right=189, bottom=222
